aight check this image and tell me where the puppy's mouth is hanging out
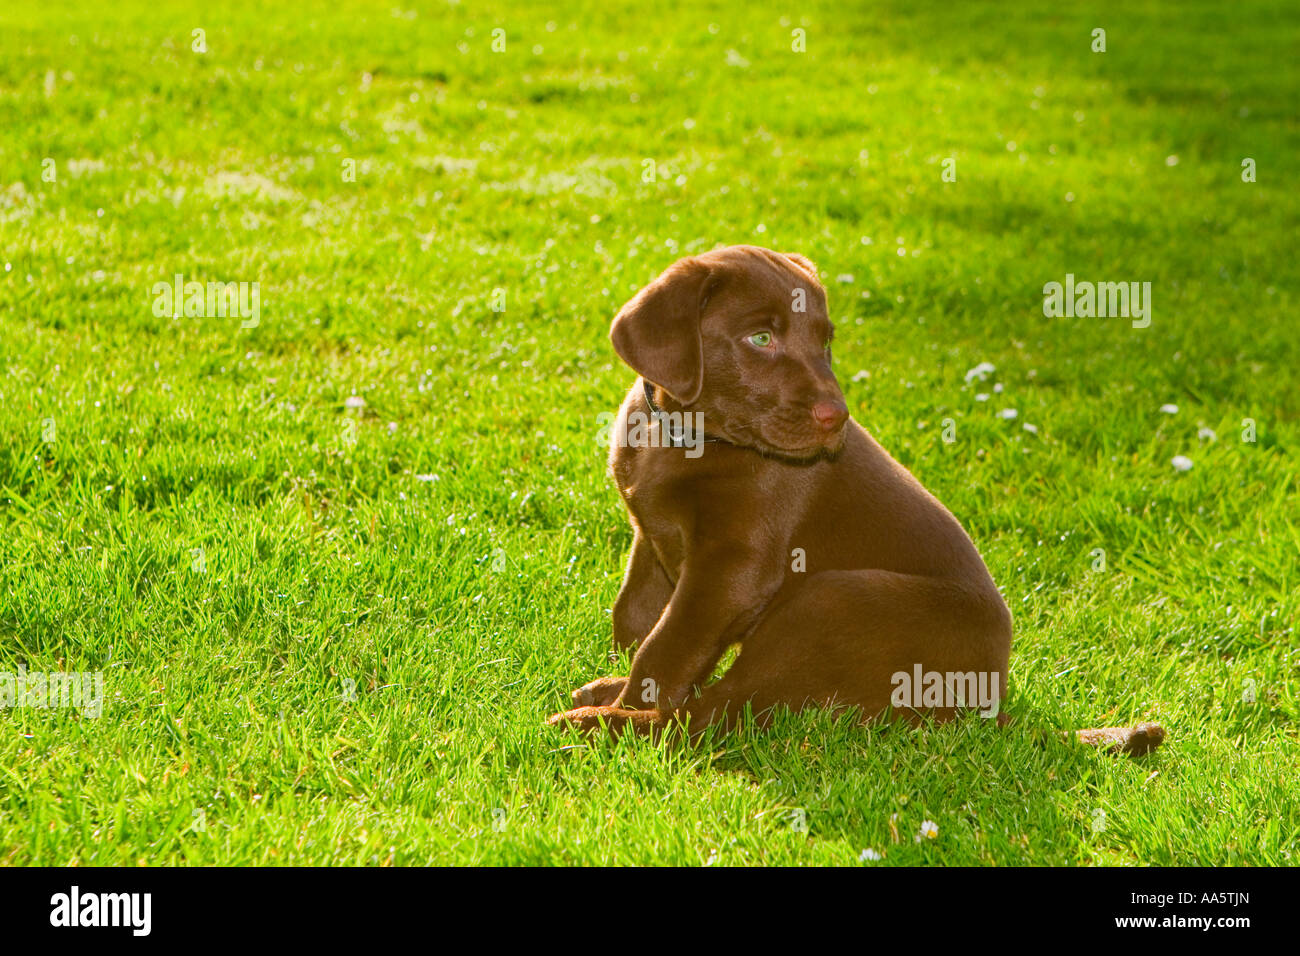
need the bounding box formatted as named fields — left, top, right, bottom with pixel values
left=783, top=428, right=848, bottom=459
left=726, top=420, right=848, bottom=461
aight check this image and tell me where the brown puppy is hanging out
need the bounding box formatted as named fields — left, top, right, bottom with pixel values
left=548, top=245, right=1163, bottom=757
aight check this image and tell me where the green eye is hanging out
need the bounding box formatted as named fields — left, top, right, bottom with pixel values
left=747, top=332, right=773, bottom=348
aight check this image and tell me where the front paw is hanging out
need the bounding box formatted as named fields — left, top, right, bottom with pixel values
left=546, top=705, right=663, bottom=738
left=571, top=676, right=628, bottom=708
left=547, top=705, right=623, bottom=734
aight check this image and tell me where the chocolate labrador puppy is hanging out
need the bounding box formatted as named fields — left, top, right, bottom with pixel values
left=548, top=245, right=1163, bottom=756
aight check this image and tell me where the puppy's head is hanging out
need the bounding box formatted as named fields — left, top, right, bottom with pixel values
left=610, top=244, right=849, bottom=459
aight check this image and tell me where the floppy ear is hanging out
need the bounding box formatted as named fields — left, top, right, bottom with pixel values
left=781, top=252, right=820, bottom=284
left=610, top=256, right=715, bottom=405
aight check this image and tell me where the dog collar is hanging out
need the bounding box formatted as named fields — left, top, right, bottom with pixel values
left=642, top=379, right=725, bottom=448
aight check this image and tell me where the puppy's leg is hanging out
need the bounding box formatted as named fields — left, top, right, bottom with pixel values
left=614, top=546, right=779, bottom=713
left=553, top=545, right=781, bottom=732
left=612, top=530, right=674, bottom=654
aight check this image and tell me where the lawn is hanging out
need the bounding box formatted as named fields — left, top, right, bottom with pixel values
left=1, top=0, right=1296, bottom=865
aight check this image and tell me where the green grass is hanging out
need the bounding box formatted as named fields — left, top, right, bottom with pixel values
left=1, top=0, right=1297, bottom=865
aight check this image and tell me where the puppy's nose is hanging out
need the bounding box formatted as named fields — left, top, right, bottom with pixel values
left=811, top=400, right=848, bottom=431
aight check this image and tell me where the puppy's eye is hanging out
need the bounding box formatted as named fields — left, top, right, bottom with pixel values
left=747, top=332, right=773, bottom=348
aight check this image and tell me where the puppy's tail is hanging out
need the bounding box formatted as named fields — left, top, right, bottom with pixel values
left=998, top=713, right=1166, bottom=757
